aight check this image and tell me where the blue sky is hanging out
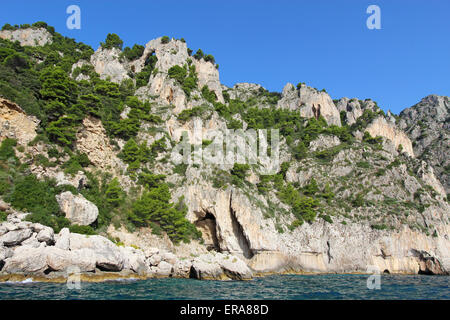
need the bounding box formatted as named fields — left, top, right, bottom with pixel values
left=1, top=0, right=449, bottom=114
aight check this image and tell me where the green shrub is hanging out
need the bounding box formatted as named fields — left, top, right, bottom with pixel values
left=69, top=224, right=96, bottom=235
left=121, top=44, right=144, bottom=61
left=320, top=214, right=333, bottom=224
left=356, top=161, right=371, bottom=169
left=278, top=183, right=319, bottom=223
left=230, top=163, right=250, bottom=180
left=128, top=180, right=200, bottom=244
left=0, top=138, right=17, bottom=160
left=105, top=178, right=124, bottom=207
left=302, top=177, right=319, bottom=196
left=161, top=36, right=170, bottom=44
left=101, top=33, right=123, bottom=50
left=371, top=224, right=387, bottom=230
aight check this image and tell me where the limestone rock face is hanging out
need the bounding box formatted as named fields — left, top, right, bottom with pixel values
left=309, top=134, right=341, bottom=152
left=336, top=98, right=363, bottom=125
left=399, top=95, right=450, bottom=193
left=55, top=191, right=99, bottom=226
left=0, top=98, right=39, bottom=145
left=75, top=116, right=131, bottom=189
left=135, top=37, right=223, bottom=112
left=193, top=58, right=224, bottom=103
left=90, top=47, right=130, bottom=83
left=182, top=184, right=276, bottom=259
left=227, top=83, right=263, bottom=101
left=366, top=116, right=415, bottom=157
left=416, top=161, right=447, bottom=197
left=0, top=28, right=53, bottom=47
left=277, top=83, right=341, bottom=126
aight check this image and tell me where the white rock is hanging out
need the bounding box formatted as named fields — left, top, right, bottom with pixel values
left=36, top=227, right=54, bottom=245
left=54, top=228, right=70, bottom=250
left=56, top=191, right=99, bottom=226
left=0, top=229, right=32, bottom=246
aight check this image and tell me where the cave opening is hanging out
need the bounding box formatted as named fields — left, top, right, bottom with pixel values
left=195, top=211, right=220, bottom=252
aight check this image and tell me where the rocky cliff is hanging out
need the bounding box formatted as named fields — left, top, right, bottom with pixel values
left=398, top=95, right=450, bottom=194
left=0, top=24, right=448, bottom=282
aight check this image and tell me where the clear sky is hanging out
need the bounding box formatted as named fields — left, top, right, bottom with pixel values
left=1, top=0, right=449, bottom=114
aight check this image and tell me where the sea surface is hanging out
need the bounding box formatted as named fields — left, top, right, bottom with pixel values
left=0, top=274, right=448, bottom=300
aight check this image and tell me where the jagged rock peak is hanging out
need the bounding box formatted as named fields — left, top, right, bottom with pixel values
left=398, top=94, right=449, bottom=193
left=277, top=82, right=341, bottom=126
left=0, top=27, right=53, bottom=47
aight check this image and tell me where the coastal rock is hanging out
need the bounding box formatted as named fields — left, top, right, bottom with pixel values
left=172, top=259, right=192, bottom=278
left=20, top=233, right=41, bottom=248
left=190, top=255, right=224, bottom=280
left=46, top=246, right=96, bottom=273
left=36, top=227, right=54, bottom=245
left=54, top=228, right=70, bottom=250
left=0, top=229, right=32, bottom=247
left=68, top=234, right=124, bottom=271
left=2, top=246, right=48, bottom=274
left=120, top=246, right=148, bottom=274
left=215, top=253, right=253, bottom=280
left=154, top=260, right=173, bottom=277
left=55, top=191, right=99, bottom=226
left=147, top=253, right=162, bottom=266
left=190, top=253, right=252, bottom=280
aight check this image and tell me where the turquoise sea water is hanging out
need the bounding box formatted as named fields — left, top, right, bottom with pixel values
left=0, top=274, right=448, bottom=300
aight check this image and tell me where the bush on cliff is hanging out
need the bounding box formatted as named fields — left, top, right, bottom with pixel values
left=128, top=173, right=201, bottom=244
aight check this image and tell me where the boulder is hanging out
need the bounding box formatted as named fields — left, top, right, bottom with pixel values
left=20, top=232, right=41, bottom=248
left=36, top=227, right=54, bottom=245
left=147, top=253, right=162, bottom=266
left=190, top=256, right=224, bottom=280
left=45, top=247, right=96, bottom=273
left=172, top=259, right=192, bottom=278
left=69, top=233, right=124, bottom=271
left=2, top=246, right=48, bottom=274
left=154, top=260, right=173, bottom=277
left=54, top=227, right=70, bottom=250
left=56, top=191, right=99, bottom=226
left=160, top=251, right=177, bottom=265
left=0, top=228, right=32, bottom=246
left=190, top=253, right=253, bottom=280
left=120, top=246, right=148, bottom=274
left=216, top=253, right=253, bottom=280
